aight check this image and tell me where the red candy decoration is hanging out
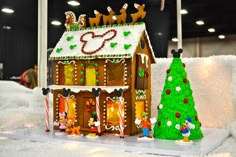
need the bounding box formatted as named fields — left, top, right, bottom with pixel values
left=80, top=29, right=117, bottom=55
left=175, top=112, right=181, bottom=118
left=195, top=116, right=199, bottom=121
left=166, top=69, right=170, bottom=74
left=184, top=98, right=188, bottom=104
left=166, top=89, right=171, bottom=95
left=183, top=78, right=188, bottom=83
left=157, top=105, right=159, bottom=110
left=183, top=63, right=186, bottom=67
left=158, top=121, right=161, bottom=126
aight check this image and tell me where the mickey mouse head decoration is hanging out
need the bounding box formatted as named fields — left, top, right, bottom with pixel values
left=92, top=88, right=101, bottom=97
left=62, top=88, right=71, bottom=97
left=171, top=49, right=183, bottom=58
left=114, top=88, right=123, bottom=97
left=42, top=88, right=50, bottom=95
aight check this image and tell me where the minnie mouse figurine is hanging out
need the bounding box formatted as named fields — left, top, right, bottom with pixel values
left=59, top=112, right=67, bottom=132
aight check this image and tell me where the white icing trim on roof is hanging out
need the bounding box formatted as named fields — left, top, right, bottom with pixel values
left=49, top=23, right=156, bottom=63
left=49, top=85, right=129, bottom=93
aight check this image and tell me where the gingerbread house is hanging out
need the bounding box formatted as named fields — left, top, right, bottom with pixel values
left=49, top=22, right=156, bottom=136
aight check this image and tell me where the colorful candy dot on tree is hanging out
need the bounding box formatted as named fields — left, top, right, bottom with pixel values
left=175, top=112, right=181, bottom=118
left=183, top=98, right=188, bottom=104
left=167, top=121, right=172, bottom=126
left=166, top=69, right=170, bottom=74
left=183, top=78, right=188, bottom=83
left=166, top=89, right=171, bottom=95
left=168, top=76, right=173, bottom=81
left=176, top=86, right=181, bottom=92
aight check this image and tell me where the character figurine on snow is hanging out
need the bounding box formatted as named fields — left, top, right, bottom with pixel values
left=176, top=118, right=195, bottom=143
left=87, top=111, right=100, bottom=138
left=135, top=112, right=156, bottom=140
left=59, top=112, right=67, bottom=132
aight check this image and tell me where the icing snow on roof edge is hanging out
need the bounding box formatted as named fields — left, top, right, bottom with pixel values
left=49, top=22, right=156, bottom=63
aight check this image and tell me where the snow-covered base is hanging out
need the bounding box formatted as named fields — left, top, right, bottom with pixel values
left=86, top=134, right=99, bottom=139
left=0, top=127, right=229, bottom=156
left=137, top=136, right=154, bottom=142
left=175, top=139, right=193, bottom=145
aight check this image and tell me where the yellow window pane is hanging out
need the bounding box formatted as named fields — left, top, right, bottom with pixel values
left=135, top=100, right=145, bottom=119
left=107, top=100, right=120, bottom=126
left=85, top=65, right=96, bottom=86
left=64, top=64, right=74, bottom=85
left=67, top=98, right=76, bottom=121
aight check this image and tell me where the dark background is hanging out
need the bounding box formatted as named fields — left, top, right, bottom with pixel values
left=0, top=0, right=236, bottom=79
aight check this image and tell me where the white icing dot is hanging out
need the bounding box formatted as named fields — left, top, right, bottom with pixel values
left=176, top=86, right=181, bottom=92
left=167, top=121, right=172, bottom=126
left=175, top=124, right=180, bottom=130
left=168, top=76, right=173, bottom=81
left=159, top=104, right=163, bottom=109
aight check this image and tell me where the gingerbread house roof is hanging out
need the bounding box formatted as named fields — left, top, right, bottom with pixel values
left=49, top=23, right=155, bottom=63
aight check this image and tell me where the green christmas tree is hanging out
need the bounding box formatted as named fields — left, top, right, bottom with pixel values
left=153, top=49, right=203, bottom=140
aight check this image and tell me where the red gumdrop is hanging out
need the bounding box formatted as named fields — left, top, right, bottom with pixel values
left=183, top=63, right=186, bottom=67
left=158, top=121, right=161, bottom=126
left=195, top=116, right=199, bottom=121
left=184, top=98, right=188, bottom=104
left=175, top=112, right=181, bottom=118
left=166, top=89, right=171, bottom=95
left=183, top=78, right=188, bottom=83
left=166, top=69, right=170, bottom=74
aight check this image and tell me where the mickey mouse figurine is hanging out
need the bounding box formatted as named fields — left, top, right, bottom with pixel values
left=87, top=111, right=100, bottom=138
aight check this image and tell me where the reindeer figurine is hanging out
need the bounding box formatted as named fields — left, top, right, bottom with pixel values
left=89, top=10, right=103, bottom=27
left=116, top=3, right=128, bottom=24
left=103, top=6, right=116, bottom=25
left=130, top=3, right=146, bottom=24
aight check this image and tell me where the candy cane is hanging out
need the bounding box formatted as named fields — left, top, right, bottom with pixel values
left=118, top=97, right=124, bottom=137
left=65, top=96, right=69, bottom=113
left=95, top=96, right=101, bottom=133
left=45, top=94, right=50, bottom=132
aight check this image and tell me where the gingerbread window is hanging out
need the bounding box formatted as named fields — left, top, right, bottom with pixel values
left=59, top=97, right=76, bottom=121
left=135, top=100, right=145, bottom=119
left=106, top=100, right=120, bottom=126
left=85, top=65, right=96, bottom=86
left=135, top=54, right=149, bottom=89
left=64, top=64, right=74, bottom=85
left=106, top=62, right=124, bottom=86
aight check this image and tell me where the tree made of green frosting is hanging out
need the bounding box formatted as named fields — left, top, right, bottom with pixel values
left=153, top=49, right=203, bottom=140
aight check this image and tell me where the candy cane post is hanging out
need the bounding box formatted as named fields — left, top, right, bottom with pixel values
left=42, top=88, right=50, bottom=132
left=62, top=88, right=71, bottom=113
left=114, top=88, right=124, bottom=138
left=92, top=88, right=101, bottom=135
